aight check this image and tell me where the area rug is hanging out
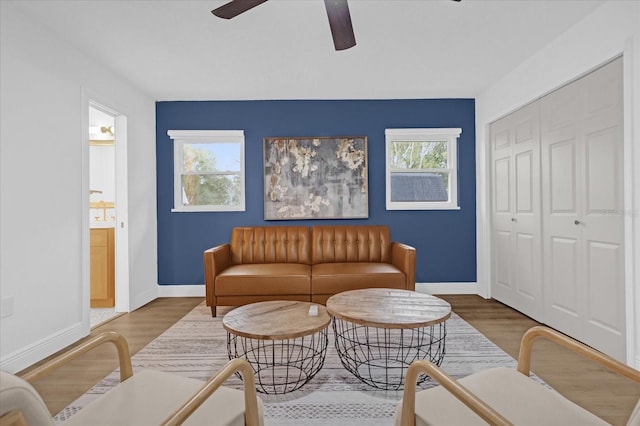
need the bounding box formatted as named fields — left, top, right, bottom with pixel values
left=55, top=303, right=519, bottom=425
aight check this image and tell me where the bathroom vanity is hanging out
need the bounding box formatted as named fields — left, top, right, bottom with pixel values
left=90, top=224, right=115, bottom=308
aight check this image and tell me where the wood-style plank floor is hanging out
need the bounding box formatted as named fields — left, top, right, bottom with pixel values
left=18, top=295, right=640, bottom=425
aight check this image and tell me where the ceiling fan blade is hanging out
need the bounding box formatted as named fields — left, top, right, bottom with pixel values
left=324, top=0, right=356, bottom=51
left=211, top=0, right=268, bottom=19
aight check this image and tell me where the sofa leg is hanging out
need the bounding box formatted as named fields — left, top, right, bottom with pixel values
left=211, top=306, right=217, bottom=317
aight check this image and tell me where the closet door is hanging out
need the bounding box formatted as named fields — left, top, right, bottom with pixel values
left=541, top=58, right=625, bottom=360
left=490, top=102, right=542, bottom=320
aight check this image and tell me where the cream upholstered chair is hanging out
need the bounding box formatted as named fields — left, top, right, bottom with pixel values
left=396, top=326, right=640, bottom=426
left=0, top=331, right=263, bottom=426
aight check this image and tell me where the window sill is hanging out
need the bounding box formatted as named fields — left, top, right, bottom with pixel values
left=171, top=207, right=245, bottom=213
left=386, top=205, right=461, bottom=211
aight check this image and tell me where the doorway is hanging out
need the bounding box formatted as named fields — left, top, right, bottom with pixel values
left=87, top=101, right=129, bottom=327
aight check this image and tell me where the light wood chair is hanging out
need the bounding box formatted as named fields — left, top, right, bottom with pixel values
left=0, top=331, right=263, bottom=425
left=396, top=326, right=640, bottom=426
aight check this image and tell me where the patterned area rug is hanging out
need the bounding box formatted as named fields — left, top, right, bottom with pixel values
left=55, top=302, right=519, bottom=425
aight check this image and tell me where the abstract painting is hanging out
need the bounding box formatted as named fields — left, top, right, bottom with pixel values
left=264, top=136, right=368, bottom=220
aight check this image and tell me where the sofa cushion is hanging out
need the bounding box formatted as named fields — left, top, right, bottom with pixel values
left=312, top=226, right=392, bottom=264
left=394, top=367, right=608, bottom=426
left=216, top=264, right=311, bottom=296
left=230, top=226, right=311, bottom=265
left=312, top=262, right=405, bottom=294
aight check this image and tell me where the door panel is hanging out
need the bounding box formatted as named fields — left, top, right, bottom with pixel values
left=585, top=128, right=619, bottom=214
left=491, top=101, right=542, bottom=319
left=494, top=157, right=510, bottom=213
left=495, top=230, right=512, bottom=292
left=494, top=129, right=510, bottom=150
left=515, top=232, right=535, bottom=300
left=586, top=241, right=623, bottom=332
left=541, top=74, right=582, bottom=336
left=515, top=120, right=533, bottom=144
left=516, top=151, right=533, bottom=213
left=549, top=140, right=578, bottom=213
left=541, top=58, right=624, bottom=360
left=580, top=58, right=625, bottom=360
left=548, top=236, right=579, bottom=319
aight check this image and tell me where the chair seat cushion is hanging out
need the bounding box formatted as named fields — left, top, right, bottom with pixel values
left=0, top=371, right=54, bottom=426
left=64, top=369, right=263, bottom=426
left=312, top=262, right=405, bottom=294
left=216, top=263, right=311, bottom=296
left=395, top=367, right=608, bottom=426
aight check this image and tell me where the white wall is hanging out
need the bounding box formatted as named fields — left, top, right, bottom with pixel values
left=476, top=0, right=640, bottom=367
left=0, top=3, right=158, bottom=372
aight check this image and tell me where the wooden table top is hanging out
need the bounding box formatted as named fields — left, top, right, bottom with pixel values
left=326, top=288, right=452, bottom=329
left=222, top=300, right=331, bottom=340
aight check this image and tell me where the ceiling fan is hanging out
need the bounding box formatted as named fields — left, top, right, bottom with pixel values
left=211, top=0, right=357, bottom=51
left=212, top=0, right=462, bottom=52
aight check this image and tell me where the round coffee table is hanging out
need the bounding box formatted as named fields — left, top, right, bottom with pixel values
left=222, top=300, right=330, bottom=394
left=326, top=288, right=451, bottom=390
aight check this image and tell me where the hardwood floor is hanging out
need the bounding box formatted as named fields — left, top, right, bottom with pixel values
left=18, top=295, right=640, bottom=425
left=18, top=297, right=203, bottom=417
left=441, top=295, right=640, bottom=426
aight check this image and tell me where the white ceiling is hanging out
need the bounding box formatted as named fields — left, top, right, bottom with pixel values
left=11, top=0, right=606, bottom=101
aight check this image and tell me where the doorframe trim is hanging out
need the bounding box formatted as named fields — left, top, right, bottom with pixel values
left=622, top=37, right=638, bottom=368
left=82, top=89, right=131, bottom=331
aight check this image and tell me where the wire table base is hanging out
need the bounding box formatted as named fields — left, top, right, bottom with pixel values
left=227, top=328, right=329, bottom=394
left=332, top=318, right=446, bottom=390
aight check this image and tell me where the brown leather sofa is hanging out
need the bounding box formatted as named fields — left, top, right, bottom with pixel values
left=204, top=225, right=416, bottom=316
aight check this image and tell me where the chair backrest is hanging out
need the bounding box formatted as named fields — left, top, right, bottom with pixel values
left=0, top=371, right=54, bottom=425
left=627, top=398, right=640, bottom=426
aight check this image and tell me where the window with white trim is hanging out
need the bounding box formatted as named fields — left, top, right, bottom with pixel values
left=385, top=128, right=462, bottom=210
left=168, top=130, right=245, bottom=212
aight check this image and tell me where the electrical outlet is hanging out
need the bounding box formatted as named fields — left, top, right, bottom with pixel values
left=1, top=296, right=14, bottom=318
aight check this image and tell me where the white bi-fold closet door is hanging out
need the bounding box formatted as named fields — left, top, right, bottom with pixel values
left=490, top=57, right=625, bottom=361
left=491, top=101, right=543, bottom=321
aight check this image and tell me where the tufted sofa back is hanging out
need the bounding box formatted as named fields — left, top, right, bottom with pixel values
left=311, top=225, right=391, bottom=264
left=230, top=226, right=312, bottom=265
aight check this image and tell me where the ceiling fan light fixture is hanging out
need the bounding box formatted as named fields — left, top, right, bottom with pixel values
left=324, top=0, right=356, bottom=51
left=211, top=0, right=268, bottom=19
left=210, top=0, right=360, bottom=51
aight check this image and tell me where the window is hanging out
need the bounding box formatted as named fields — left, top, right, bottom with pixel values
left=168, top=130, right=245, bottom=212
left=385, top=128, right=462, bottom=210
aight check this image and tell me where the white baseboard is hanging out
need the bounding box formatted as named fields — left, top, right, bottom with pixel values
left=157, top=284, right=205, bottom=298
left=0, top=323, right=86, bottom=374
left=416, top=282, right=478, bottom=295
left=156, top=283, right=478, bottom=298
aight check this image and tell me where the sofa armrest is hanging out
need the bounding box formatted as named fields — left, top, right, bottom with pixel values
left=391, top=242, right=416, bottom=291
left=203, top=244, right=231, bottom=310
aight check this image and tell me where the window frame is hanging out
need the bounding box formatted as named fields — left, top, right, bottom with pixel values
left=385, top=128, right=462, bottom=211
left=168, top=130, right=245, bottom=212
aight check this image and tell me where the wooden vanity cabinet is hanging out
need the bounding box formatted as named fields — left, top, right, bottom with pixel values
left=90, top=228, right=115, bottom=307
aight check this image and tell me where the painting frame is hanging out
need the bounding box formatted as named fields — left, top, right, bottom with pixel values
left=263, top=136, right=368, bottom=220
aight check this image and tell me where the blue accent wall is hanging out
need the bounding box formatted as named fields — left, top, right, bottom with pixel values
left=156, top=99, right=476, bottom=285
